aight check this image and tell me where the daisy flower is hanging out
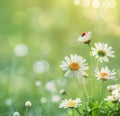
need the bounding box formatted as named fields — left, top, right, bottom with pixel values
left=59, top=98, right=82, bottom=109
left=60, top=54, right=89, bottom=78
left=105, top=84, right=120, bottom=103
left=94, top=66, right=116, bottom=81
left=104, top=95, right=120, bottom=103
left=77, top=31, right=92, bottom=44
left=112, top=89, right=120, bottom=96
left=107, top=84, right=120, bottom=92
left=91, top=42, right=115, bottom=62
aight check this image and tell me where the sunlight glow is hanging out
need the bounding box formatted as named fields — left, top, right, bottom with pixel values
left=45, top=81, right=56, bottom=92
left=73, top=0, right=80, bottom=5
left=82, top=0, right=91, bottom=7
left=92, top=0, right=100, bottom=8
left=33, top=60, right=49, bottom=74
left=40, top=97, right=47, bottom=103
left=14, top=44, right=28, bottom=57
left=5, top=99, right=12, bottom=106
left=51, top=95, right=60, bottom=103
left=35, top=80, right=42, bottom=86
left=107, top=0, right=116, bottom=8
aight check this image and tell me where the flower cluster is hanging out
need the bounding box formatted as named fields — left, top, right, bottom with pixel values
left=59, top=31, right=118, bottom=115
left=105, top=84, right=120, bottom=103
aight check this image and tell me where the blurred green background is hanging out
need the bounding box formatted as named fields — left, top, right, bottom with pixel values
left=0, top=0, right=120, bottom=115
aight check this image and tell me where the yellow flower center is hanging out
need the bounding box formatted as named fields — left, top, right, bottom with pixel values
left=117, top=85, right=120, bottom=89
left=97, top=50, right=106, bottom=57
left=112, top=96, right=118, bottom=103
left=100, top=73, right=108, bottom=78
left=70, top=62, right=80, bottom=71
left=113, top=96, right=116, bottom=100
left=67, top=101, right=76, bottom=107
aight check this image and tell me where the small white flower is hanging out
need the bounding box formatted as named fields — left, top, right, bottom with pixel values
left=77, top=31, right=92, bottom=44
left=91, top=42, right=115, bottom=62
left=60, top=54, right=89, bottom=78
left=59, top=98, right=82, bottom=109
left=60, top=89, right=66, bottom=95
left=104, top=95, right=119, bottom=103
left=107, top=84, right=120, bottom=92
left=25, top=101, right=32, bottom=107
left=112, top=89, right=120, bottom=96
left=94, top=67, right=116, bottom=81
left=13, top=112, right=20, bottom=116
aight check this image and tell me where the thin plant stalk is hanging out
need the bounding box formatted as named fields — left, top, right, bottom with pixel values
left=74, top=77, right=84, bottom=98
left=100, top=81, right=104, bottom=99
left=76, top=108, right=81, bottom=115
left=72, top=108, right=74, bottom=116
left=83, top=78, right=88, bottom=97
left=8, top=58, right=16, bottom=95
left=88, top=43, right=94, bottom=98
left=88, top=43, right=93, bottom=72
left=92, top=59, right=99, bottom=98
left=25, top=107, right=29, bottom=116
left=65, top=92, right=71, bottom=98
left=87, top=107, right=99, bottom=115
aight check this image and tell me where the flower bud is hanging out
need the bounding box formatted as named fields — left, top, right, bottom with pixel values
left=13, top=112, right=20, bottom=116
left=60, top=89, right=66, bottom=95
left=25, top=101, right=32, bottom=107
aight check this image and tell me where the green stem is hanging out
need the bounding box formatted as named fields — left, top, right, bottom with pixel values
left=99, top=100, right=103, bottom=107
left=88, top=43, right=93, bottom=69
left=74, top=77, right=83, bottom=98
left=88, top=43, right=94, bottom=99
left=72, top=108, right=74, bottom=116
left=96, top=59, right=99, bottom=68
left=83, top=78, right=88, bottom=97
left=74, top=77, right=80, bottom=89
left=65, top=92, right=71, bottom=98
left=111, top=112, right=117, bottom=116
left=25, top=108, right=29, bottom=116
left=100, top=81, right=104, bottom=99
left=87, top=107, right=99, bottom=115
left=76, top=108, right=81, bottom=115
left=8, top=60, right=15, bottom=95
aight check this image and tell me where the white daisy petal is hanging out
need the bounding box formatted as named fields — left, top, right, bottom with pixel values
left=65, top=56, right=71, bottom=64
left=60, top=54, right=89, bottom=78
left=64, top=70, right=72, bottom=78
left=92, top=42, right=115, bottom=63
left=94, top=66, right=116, bottom=81
left=59, top=98, right=82, bottom=109
left=104, top=95, right=119, bottom=103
